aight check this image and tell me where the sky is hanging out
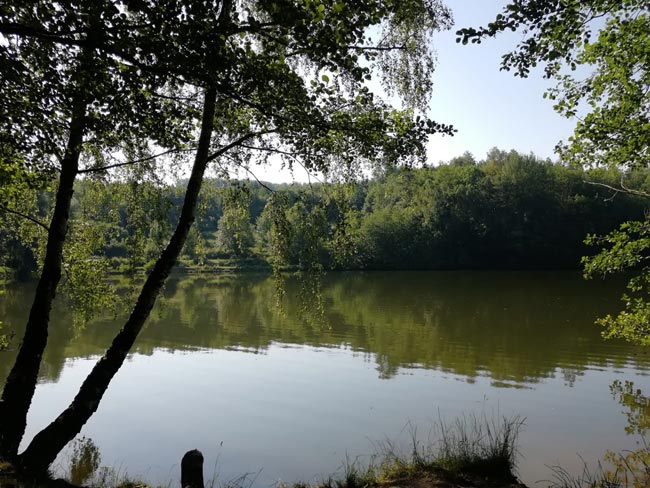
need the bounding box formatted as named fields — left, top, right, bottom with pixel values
left=426, top=0, right=576, bottom=165
left=239, top=0, right=578, bottom=183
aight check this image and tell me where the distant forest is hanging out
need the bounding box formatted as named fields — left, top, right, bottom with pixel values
left=3, top=148, right=650, bottom=278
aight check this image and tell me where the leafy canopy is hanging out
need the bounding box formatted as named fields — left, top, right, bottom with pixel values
left=0, top=0, right=456, bottom=471
left=1, top=0, right=455, bottom=324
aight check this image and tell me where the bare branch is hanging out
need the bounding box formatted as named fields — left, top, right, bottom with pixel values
left=206, top=130, right=276, bottom=163
left=585, top=178, right=650, bottom=201
left=78, top=148, right=197, bottom=174
left=621, top=177, right=650, bottom=198
left=223, top=154, right=275, bottom=193
left=238, top=142, right=323, bottom=188
left=0, top=206, right=50, bottom=232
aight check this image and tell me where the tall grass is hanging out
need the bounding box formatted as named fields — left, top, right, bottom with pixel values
left=289, top=414, right=525, bottom=488
left=434, top=414, right=523, bottom=478
left=547, top=462, right=618, bottom=488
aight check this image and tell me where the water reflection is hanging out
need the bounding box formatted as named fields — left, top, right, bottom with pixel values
left=67, top=437, right=101, bottom=486
left=1, top=271, right=649, bottom=386
left=4, top=271, right=650, bottom=486
left=599, top=382, right=650, bottom=487
left=611, top=380, right=650, bottom=436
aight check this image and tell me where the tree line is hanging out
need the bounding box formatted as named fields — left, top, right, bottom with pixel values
left=3, top=148, right=648, bottom=276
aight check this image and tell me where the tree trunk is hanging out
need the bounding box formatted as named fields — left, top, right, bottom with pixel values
left=0, top=92, right=86, bottom=460
left=17, top=86, right=218, bottom=473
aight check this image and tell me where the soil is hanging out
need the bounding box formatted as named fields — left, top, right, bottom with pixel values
left=383, top=473, right=528, bottom=488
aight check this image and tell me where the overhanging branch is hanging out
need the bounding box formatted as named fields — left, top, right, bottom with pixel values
left=0, top=205, right=50, bottom=232
left=222, top=154, right=275, bottom=193
left=206, top=130, right=276, bottom=163
left=238, top=142, right=322, bottom=187
left=585, top=178, right=650, bottom=200
left=78, top=148, right=196, bottom=174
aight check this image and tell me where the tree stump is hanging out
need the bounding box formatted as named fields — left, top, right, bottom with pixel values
left=181, top=449, right=204, bottom=488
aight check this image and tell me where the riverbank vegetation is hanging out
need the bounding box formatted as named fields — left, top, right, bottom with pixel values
left=293, top=416, right=524, bottom=488
left=50, top=416, right=523, bottom=488
left=547, top=445, right=650, bottom=488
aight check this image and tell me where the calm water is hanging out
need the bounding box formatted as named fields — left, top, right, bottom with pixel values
left=1, top=271, right=650, bottom=486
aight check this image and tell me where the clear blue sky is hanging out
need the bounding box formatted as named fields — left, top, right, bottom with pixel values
left=244, top=1, right=577, bottom=182
left=426, top=0, right=575, bottom=164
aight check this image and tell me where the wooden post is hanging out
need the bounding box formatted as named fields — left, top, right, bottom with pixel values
left=181, top=449, right=204, bottom=488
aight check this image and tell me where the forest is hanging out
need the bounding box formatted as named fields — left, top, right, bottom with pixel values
left=3, top=148, right=648, bottom=277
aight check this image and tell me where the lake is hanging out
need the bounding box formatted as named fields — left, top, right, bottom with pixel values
left=1, top=271, right=649, bottom=487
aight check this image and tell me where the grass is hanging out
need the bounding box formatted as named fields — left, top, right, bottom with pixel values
left=51, top=415, right=524, bottom=488
left=288, top=414, right=524, bottom=488
left=433, top=414, right=522, bottom=479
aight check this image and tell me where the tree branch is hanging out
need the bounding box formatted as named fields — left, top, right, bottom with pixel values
left=0, top=23, right=199, bottom=87
left=238, top=143, right=323, bottom=187
left=349, top=44, right=408, bottom=51
left=0, top=206, right=50, bottom=232
left=238, top=143, right=298, bottom=158
left=78, top=148, right=196, bottom=174
left=585, top=178, right=650, bottom=200
left=205, top=130, right=276, bottom=163
left=222, top=154, right=275, bottom=193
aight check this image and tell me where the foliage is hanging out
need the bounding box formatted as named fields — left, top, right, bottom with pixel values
left=458, top=1, right=650, bottom=345
left=1, top=0, right=455, bottom=309
left=549, top=446, right=650, bottom=488
left=356, top=152, right=645, bottom=270
left=584, top=219, right=650, bottom=345
left=216, top=186, right=255, bottom=258
left=5, top=150, right=648, bottom=275
left=0, top=323, right=10, bottom=352
left=458, top=1, right=650, bottom=168
left=548, top=374, right=650, bottom=487
left=599, top=381, right=650, bottom=487
left=0, top=0, right=456, bottom=472
left=603, top=445, right=650, bottom=488
left=0, top=287, right=10, bottom=351
left=66, top=437, right=101, bottom=486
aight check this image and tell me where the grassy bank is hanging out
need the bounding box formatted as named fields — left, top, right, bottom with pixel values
left=302, top=415, right=525, bottom=488
left=176, top=256, right=273, bottom=274
left=23, top=415, right=525, bottom=488
left=104, top=256, right=274, bottom=276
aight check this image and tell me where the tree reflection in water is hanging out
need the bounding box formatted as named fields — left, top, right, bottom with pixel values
left=602, top=381, right=650, bottom=487
left=67, top=437, right=101, bottom=486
